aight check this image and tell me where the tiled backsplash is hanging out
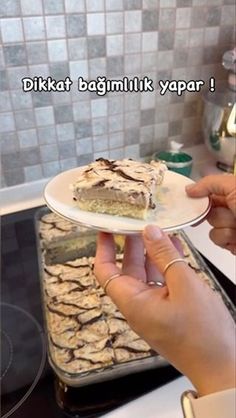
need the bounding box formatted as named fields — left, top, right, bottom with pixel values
left=0, top=0, right=235, bottom=187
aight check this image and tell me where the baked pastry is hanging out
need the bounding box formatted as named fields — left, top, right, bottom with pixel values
left=71, top=158, right=167, bottom=219
left=38, top=212, right=79, bottom=246
left=38, top=212, right=97, bottom=265
left=41, top=227, right=224, bottom=377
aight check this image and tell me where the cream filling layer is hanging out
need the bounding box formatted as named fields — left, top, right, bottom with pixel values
left=72, top=158, right=167, bottom=210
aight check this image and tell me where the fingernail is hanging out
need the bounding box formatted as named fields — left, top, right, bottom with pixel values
left=144, top=225, right=163, bottom=241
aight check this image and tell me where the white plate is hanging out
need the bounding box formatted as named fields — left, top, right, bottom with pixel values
left=44, top=168, right=211, bottom=234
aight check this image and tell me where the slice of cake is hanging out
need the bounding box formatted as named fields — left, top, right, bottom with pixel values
left=71, top=158, right=167, bottom=219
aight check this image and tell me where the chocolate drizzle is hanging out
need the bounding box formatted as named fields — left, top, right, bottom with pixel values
left=115, top=169, right=144, bottom=183
left=94, top=179, right=109, bottom=188
left=188, top=262, right=201, bottom=273
left=96, top=158, right=144, bottom=183
left=115, top=346, right=151, bottom=354
left=96, top=158, right=115, bottom=167
left=47, top=304, right=74, bottom=318
left=64, top=261, right=90, bottom=269
left=53, top=300, right=98, bottom=311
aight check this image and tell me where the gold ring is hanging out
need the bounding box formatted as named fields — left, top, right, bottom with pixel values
left=103, top=273, right=122, bottom=293
left=163, top=258, right=188, bottom=276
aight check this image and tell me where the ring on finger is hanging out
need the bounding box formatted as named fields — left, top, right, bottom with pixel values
left=103, top=273, right=122, bottom=293
left=148, top=280, right=165, bottom=287
left=163, top=258, right=188, bottom=276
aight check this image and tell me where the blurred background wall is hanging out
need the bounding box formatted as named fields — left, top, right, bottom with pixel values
left=0, top=0, right=235, bottom=187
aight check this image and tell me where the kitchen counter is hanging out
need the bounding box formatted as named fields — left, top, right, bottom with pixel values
left=103, top=376, right=193, bottom=418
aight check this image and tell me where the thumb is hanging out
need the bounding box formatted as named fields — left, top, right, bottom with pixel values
left=143, top=225, right=192, bottom=295
left=186, top=175, right=236, bottom=216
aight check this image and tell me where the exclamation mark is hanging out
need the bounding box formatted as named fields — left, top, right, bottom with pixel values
left=209, top=77, right=215, bottom=92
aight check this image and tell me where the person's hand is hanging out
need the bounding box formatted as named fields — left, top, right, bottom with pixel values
left=186, top=174, right=236, bottom=255
left=94, top=226, right=235, bottom=397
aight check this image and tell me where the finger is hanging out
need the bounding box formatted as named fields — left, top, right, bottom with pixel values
left=226, top=244, right=236, bottom=255
left=211, top=195, right=228, bottom=208
left=209, top=228, right=236, bottom=248
left=122, top=235, right=146, bottom=281
left=186, top=174, right=236, bottom=216
left=94, top=232, right=120, bottom=282
left=207, top=207, right=236, bottom=229
left=94, top=235, right=166, bottom=320
left=145, top=254, right=165, bottom=284
left=192, top=200, right=233, bottom=228
left=95, top=262, right=165, bottom=321
left=145, top=235, right=184, bottom=283
left=143, top=225, right=195, bottom=297
left=186, top=174, right=234, bottom=197
left=170, top=236, right=184, bottom=257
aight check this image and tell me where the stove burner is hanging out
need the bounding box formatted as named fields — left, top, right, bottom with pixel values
left=0, top=330, right=13, bottom=380
left=1, top=303, right=47, bottom=418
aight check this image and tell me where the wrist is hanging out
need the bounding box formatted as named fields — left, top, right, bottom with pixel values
left=182, top=388, right=236, bottom=418
left=194, top=368, right=235, bottom=397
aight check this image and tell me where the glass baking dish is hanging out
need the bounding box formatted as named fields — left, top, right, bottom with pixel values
left=35, top=207, right=235, bottom=388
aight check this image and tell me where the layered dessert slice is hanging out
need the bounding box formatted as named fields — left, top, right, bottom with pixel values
left=71, top=158, right=167, bottom=219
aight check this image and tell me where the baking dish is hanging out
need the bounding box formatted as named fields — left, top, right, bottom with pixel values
left=35, top=208, right=235, bottom=388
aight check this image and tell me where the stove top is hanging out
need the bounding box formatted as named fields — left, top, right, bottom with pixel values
left=2, top=365, right=181, bottom=418
left=1, top=206, right=235, bottom=418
